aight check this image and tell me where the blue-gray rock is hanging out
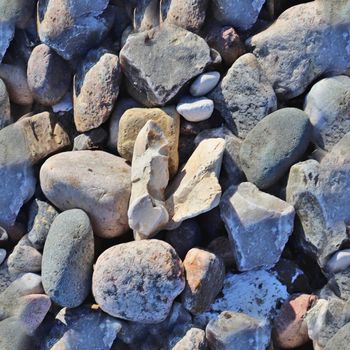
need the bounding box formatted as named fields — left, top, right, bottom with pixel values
left=42, top=209, right=94, bottom=308
left=172, top=328, right=207, bottom=350
left=73, top=127, right=108, bottom=151
left=0, top=78, right=11, bottom=130
left=240, top=108, right=312, bottom=189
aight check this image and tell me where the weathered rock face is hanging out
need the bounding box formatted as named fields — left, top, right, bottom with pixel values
left=172, top=328, right=207, bottom=350
left=117, top=107, right=180, bottom=176
left=134, top=0, right=160, bottom=32
left=304, top=75, right=350, bottom=151
left=42, top=209, right=94, bottom=308
left=247, top=2, right=350, bottom=100
left=40, top=151, right=131, bottom=238
left=74, top=49, right=121, bottom=132
left=73, top=128, right=107, bottom=151
left=220, top=183, right=294, bottom=271
left=208, top=53, right=277, bottom=138
left=0, top=79, right=11, bottom=130
left=165, top=138, right=225, bottom=229
left=324, top=322, right=350, bottom=350
left=239, top=108, right=312, bottom=189
left=120, top=24, right=212, bottom=106
left=128, top=121, right=169, bottom=239
left=92, top=240, right=185, bottom=323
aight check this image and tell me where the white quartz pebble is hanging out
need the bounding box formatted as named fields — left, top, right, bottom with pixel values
left=176, top=96, right=214, bottom=122
left=326, top=249, right=350, bottom=273
left=190, top=71, right=220, bottom=97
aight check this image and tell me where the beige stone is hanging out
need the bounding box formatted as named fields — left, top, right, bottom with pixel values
left=118, top=107, right=180, bottom=176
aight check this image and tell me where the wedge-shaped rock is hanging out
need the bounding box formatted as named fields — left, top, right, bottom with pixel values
left=221, top=182, right=295, bottom=271
left=165, top=138, right=225, bottom=229
left=128, top=121, right=169, bottom=239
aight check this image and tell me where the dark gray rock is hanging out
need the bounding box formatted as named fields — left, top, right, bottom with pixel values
left=73, top=128, right=108, bottom=151
left=0, top=78, right=11, bottom=130
left=239, top=108, right=312, bottom=189
left=120, top=24, right=212, bottom=106
left=42, top=209, right=94, bottom=308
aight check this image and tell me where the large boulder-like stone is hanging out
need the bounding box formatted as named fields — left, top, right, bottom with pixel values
left=40, top=151, right=131, bottom=238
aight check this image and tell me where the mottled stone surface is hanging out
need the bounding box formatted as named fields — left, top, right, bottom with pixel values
left=0, top=79, right=11, bottom=130
left=324, top=322, right=350, bottom=350
left=172, top=328, right=207, bottom=350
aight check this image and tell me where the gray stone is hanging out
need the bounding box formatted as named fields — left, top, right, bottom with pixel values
left=190, top=71, right=220, bottom=97
left=120, top=24, right=212, bottom=106
left=239, top=108, right=312, bottom=189
left=42, top=209, right=94, bottom=308
left=92, top=239, right=185, bottom=323
left=220, top=183, right=294, bottom=271
left=73, top=128, right=107, bottom=151
left=304, top=75, right=350, bottom=151
left=326, top=270, right=350, bottom=301
left=208, top=53, right=277, bottom=138
left=0, top=78, right=11, bottom=130
left=172, top=328, right=207, bottom=350
left=206, top=311, right=271, bottom=350
left=325, top=322, right=350, bottom=350
left=326, top=249, right=350, bottom=274
left=134, top=0, right=159, bottom=32
left=0, top=249, right=5, bottom=266
left=176, top=96, right=214, bottom=122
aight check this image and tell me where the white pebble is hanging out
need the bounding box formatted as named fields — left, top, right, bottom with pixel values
left=326, top=249, right=350, bottom=273
left=190, top=71, right=221, bottom=97
left=176, top=96, right=214, bottom=122
left=0, top=249, right=6, bottom=265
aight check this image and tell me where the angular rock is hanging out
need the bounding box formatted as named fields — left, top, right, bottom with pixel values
left=120, top=24, right=212, bottom=106
left=304, top=75, right=350, bottom=151
left=42, top=209, right=94, bottom=307
left=165, top=138, right=225, bottom=229
left=176, top=96, right=214, bottom=122
left=326, top=249, right=350, bottom=274
left=190, top=71, right=220, bottom=97
left=206, top=311, right=271, bottom=350
left=74, top=49, right=121, bottom=132
left=73, top=128, right=107, bottom=151
left=117, top=107, right=180, bottom=176
left=92, top=240, right=185, bottom=323
left=134, top=0, right=159, bottom=32
left=128, top=121, right=169, bottom=239
left=220, top=182, right=295, bottom=271
left=239, top=108, right=312, bottom=189
left=324, top=322, right=350, bottom=350
left=182, top=248, right=225, bottom=314
left=208, top=53, right=277, bottom=137
left=27, top=44, right=71, bottom=106
left=172, top=328, right=207, bottom=350
left=0, top=78, right=11, bottom=130
left=326, top=269, right=350, bottom=300
left=40, top=151, right=131, bottom=238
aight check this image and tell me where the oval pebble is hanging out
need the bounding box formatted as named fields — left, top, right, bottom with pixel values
left=326, top=249, right=350, bottom=273
left=176, top=96, right=214, bottom=122
left=190, top=71, right=221, bottom=97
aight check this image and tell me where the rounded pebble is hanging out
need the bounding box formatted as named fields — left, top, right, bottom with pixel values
left=176, top=96, right=214, bottom=122
left=190, top=71, right=220, bottom=97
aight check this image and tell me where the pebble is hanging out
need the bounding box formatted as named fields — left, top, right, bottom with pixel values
left=42, top=209, right=94, bottom=307
left=0, top=249, right=5, bottom=265
left=172, top=328, right=208, bottom=350
left=0, top=79, right=11, bottom=130
left=190, top=72, right=220, bottom=97
left=73, top=128, right=108, bottom=151
left=326, top=249, right=350, bottom=273
left=176, top=96, right=214, bottom=122
left=92, top=240, right=185, bottom=323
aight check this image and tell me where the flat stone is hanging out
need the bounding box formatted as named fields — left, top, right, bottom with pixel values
left=165, top=138, right=225, bottom=229
left=0, top=78, right=11, bottom=130
left=119, top=24, right=212, bottom=106
left=190, top=71, right=220, bottom=97
left=239, top=108, right=312, bottom=189
left=172, top=328, right=207, bottom=350
left=182, top=248, right=225, bottom=314
left=40, top=151, right=131, bottom=238
left=92, top=240, right=185, bottom=323
left=326, top=249, right=350, bottom=274
left=117, top=106, right=180, bottom=176
left=74, top=49, right=121, bottom=132
left=176, top=96, right=214, bottom=122
left=304, top=75, right=350, bottom=151
left=206, top=311, right=271, bottom=350
left=220, top=182, right=295, bottom=271
left=42, top=209, right=94, bottom=307
left=208, top=53, right=277, bottom=138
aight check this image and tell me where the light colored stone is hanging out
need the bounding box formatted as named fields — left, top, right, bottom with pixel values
left=324, top=322, right=350, bottom=350
left=165, top=138, right=225, bottom=229
left=40, top=151, right=131, bottom=238
left=326, top=249, right=350, bottom=273
left=134, top=0, right=159, bottom=32
left=176, top=96, right=214, bottom=122
left=128, top=121, right=169, bottom=240
left=0, top=79, right=11, bottom=130
left=220, top=182, right=295, bottom=271
left=190, top=71, right=220, bottom=97
left=172, top=328, right=207, bottom=350
left=117, top=107, right=180, bottom=176
left=0, top=249, right=5, bottom=266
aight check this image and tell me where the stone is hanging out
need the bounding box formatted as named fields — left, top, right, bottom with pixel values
left=326, top=269, right=350, bottom=300
left=0, top=78, right=11, bottom=130
left=128, top=121, right=169, bottom=239
left=272, top=294, right=316, bottom=349
left=120, top=24, right=212, bottom=106
left=212, top=0, right=266, bottom=30
left=182, top=248, right=225, bottom=314
left=206, top=311, right=271, bottom=350
left=326, top=249, right=350, bottom=274
left=37, top=0, right=116, bottom=60
left=176, top=96, right=214, bottom=122
left=27, top=44, right=71, bottom=106
left=42, top=209, right=94, bottom=308
left=220, top=182, right=295, bottom=271
left=194, top=270, right=289, bottom=328
left=92, top=240, right=185, bottom=323
left=134, top=0, right=159, bottom=32
left=160, top=0, right=209, bottom=32
left=165, top=138, right=225, bottom=229
left=207, top=236, right=236, bottom=269
left=304, top=75, right=350, bottom=151
left=40, top=151, right=131, bottom=238
left=0, top=249, right=5, bottom=265
left=117, top=107, right=180, bottom=176
left=74, top=49, right=121, bottom=132
left=27, top=199, right=58, bottom=250
left=73, top=128, right=107, bottom=151
left=239, top=108, right=312, bottom=189
left=247, top=2, right=350, bottom=100
left=324, top=322, right=350, bottom=350
left=208, top=53, right=277, bottom=137
left=172, top=328, right=207, bottom=350
left=190, top=71, right=220, bottom=97
left=41, top=305, right=122, bottom=350
left=52, top=92, right=73, bottom=113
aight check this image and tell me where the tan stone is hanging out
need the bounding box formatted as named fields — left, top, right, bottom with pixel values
left=117, top=107, right=180, bottom=176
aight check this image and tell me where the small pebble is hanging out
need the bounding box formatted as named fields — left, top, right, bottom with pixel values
left=0, top=249, right=6, bottom=265
left=326, top=249, right=350, bottom=273
left=190, top=72, right=220, bottom=97
left=176, top=96, right=214, bottom=122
